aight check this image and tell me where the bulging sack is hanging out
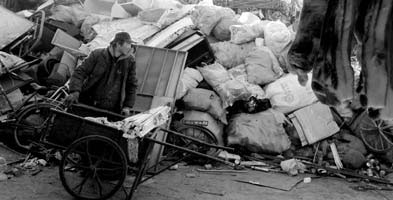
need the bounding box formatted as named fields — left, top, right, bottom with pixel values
left=215, top=79, right=252, bottom=108
left=226, top=109, right=291, bottom=154
left=183, top=88, right=227, bottom=124
left=177, top=67, right=203, bottom=99
left=211, top=41, right=256, bottom=69
left=190, top=5, right=235, bottom=35
left=198, top=62, right=253, bottom=108
left=245, top=46, right=283, bottom=85
left=264, top=20, right=292, bottom=55
left=197, top=63, right=230, bottom=88
left=229, top=21, right=266, bottom=44
left=265, top=73, right=318, bottom=114
left=229, top=64, right=265, bottom=99
left=212, top=16, right=241, bottom=41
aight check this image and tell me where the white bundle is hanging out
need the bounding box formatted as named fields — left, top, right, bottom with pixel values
left=122, top=106, right=171, bottom=139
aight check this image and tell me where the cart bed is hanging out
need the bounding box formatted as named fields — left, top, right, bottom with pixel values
left=45, top=105, right=137, bottom=162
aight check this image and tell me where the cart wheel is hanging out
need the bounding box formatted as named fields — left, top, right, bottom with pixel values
left=175, top=124, right=219, bottom=156
left=360, top=119, right=393, bottom=153
left=59, top=135, right=127, bottom=200
left=13, top=102, right=60, bottom=150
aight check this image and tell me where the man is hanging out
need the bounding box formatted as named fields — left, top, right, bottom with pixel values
left=65, top=32, right=138, bottom=116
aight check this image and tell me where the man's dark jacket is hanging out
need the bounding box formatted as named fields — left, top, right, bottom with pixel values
left=68, top=47, right=138, bottom=110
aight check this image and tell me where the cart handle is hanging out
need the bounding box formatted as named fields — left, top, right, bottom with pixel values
left=68, top=103, right=125, bottom=119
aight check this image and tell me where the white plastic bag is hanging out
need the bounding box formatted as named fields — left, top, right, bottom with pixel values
left=183, top=88, right=227, bottom=124
left=190, top=5, right=235, bottom=35
left=265, top=73, right=318, bottom=114
left=50, top=4, right=90, bottom=27
left=226, top=109, right=291, bottom=154
left=80, top=15, right=101, bottom=42
left=150, top=0, right=184, bottom=9
left=177, top=67, right=203, bottom=99
left=229, top=64, right=266, bottom=99
left=197, top=63, right=230, bottom=88
left=245, top=46, right=283, bottom=85
left=264, top=21, right=292, bottom=56
left=210, top=41, right=256, bottom=69
left=215, top=79, right=252, bottom=108
left=156, top=7, right=192, bottom=28
left=212, top=16, right=240, bottom=41
left=255, top=37, right=265, bottom=47
left=237, top=12, right=260, bottom=25
left=229, top=21, right=267, bottom=44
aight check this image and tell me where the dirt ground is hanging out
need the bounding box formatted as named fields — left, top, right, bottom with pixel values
left=1, top=162, right=393, bottom=200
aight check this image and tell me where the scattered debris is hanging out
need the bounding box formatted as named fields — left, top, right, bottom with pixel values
left=186, top=173, right=197, bottom=178
left=303, top=177, right=312, bottom=183
left=351, top=183, right=393, bottom=191
left=240, top=161, right=268, bottom=167
left=217, top=150, right=241, bottom=162
left=169, top=164, right=179, bottom=170
left=280, top=159, right=307, bottom=176
left=204, top=164, right=212, bottom=170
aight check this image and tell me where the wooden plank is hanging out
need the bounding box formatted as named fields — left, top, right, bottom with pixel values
left=147, top=96, right=175, bottom=171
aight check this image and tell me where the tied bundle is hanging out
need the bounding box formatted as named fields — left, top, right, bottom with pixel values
left=122, top=106, right=171, bottom=139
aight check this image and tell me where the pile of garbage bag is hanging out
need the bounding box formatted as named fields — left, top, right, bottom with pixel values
left=1, top=0, right=392, bottom=174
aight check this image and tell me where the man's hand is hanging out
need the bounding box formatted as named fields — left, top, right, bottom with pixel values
left=121, top=107, right=132, bottom=116
left=64, top=92, right=80, bottom=106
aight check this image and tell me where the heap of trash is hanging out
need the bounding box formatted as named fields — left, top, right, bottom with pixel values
left=0, top=0, right=392, bottom=187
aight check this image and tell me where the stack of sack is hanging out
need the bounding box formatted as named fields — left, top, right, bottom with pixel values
left=176, top=0, right=343, bottom=157
left=23, top=0, right=343, bottom=158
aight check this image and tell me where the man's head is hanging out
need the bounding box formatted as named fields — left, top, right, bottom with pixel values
left=110, top=32, right=136, bottom=57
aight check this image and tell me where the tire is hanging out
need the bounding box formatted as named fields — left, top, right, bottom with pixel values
left=59, top=135, right=127, bottom=200
left=13, top=102, right=61, bottom=150
left=175, top=124, right=219, bottom=155
left=360, top=119, right=393, bottom=153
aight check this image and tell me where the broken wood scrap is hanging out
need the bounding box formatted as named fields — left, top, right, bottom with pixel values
left=234, top=179, right=301, bottom=192
left=248, top=166, right=283, bottom=173
left=302, top=160, right=393, bottom=186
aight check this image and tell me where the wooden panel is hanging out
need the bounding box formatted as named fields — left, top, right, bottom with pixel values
left=0, top=6, right=34, bottom=49
left=134, top=45, right=187, bottom=100
left=51, top=29, right=82, bottom=50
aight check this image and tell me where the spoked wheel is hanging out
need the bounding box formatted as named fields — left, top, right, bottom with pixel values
left=175, top=124, right=219, bottom=156
left=59, top=135, right=127, bottom=200
left=13, top=102, right=61, bottom=150
left=360, top=118, right=393, bottom=153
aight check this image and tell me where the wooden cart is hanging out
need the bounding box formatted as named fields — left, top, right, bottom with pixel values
left=38, top=103, right=235, bottom=200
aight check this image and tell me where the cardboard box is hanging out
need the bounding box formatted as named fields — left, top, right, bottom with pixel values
left=289, top=102, right=340, bottom=146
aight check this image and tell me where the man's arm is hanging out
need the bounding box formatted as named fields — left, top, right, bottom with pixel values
left=68, top=51, right=97, bottom=93
left=124, top=60, right=138, bottom=108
